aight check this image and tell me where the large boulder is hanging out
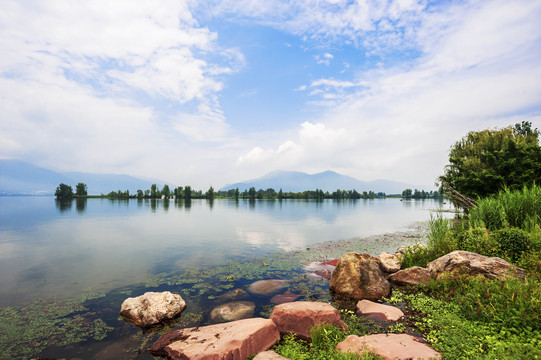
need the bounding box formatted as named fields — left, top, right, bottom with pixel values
left=270, top=301, right=348, bottom=340
left=356, top=300, right=404, bottom=322
left=329, top=253, right=391, bottom=301
left=248, top=279, right=289, bottom=295
left=427, top=250, right=526, bottom=280
left=149, top=318, right=280, bottom=360
left=120, top=291, right=186, bottom=328
left=377, top=252, right=402, bottom=273
left=336, top=334, right=441, bottom=360
left=388, top=266, right=431, bottom=286
left=210, top=301, right=255, bottom=323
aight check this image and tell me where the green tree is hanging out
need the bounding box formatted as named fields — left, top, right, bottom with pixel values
left=75, top=182, right=87, bottom=196
left=234, top=187, right=239, bottom=200
left=439, top=121, right=541, bottom=202
left=184, top=185, right=192, bottom=200
left=248, top=187, right=256, bottom=199
left=150, top=184, right=158, bottom=198
left=402, top=189, right=413, bottom=198
left=206, top=186, right=215, bottom=200
left=162, top=184, right=170, bottom=198
left=137, top=189, right=144, bottom=198
left=55, top=183, right=73, bottom=199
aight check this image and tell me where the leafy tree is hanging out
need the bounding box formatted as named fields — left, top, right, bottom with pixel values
left=234, top=187, right=239, bottom=200
left=184, top=185, right=192, bottom=200
left=439, top=121, right=541, bottom=201
left=137, top=189, right=144, bottom=198
left=162, top=184, right=170, bottom=198
left=75, top=182, right=87, bottom=196
left=402, top=189, right=413, bottom=198
left=55, top=183, right=73, bottom=199
left=248, top=187, right=256, bottom=199
left=206, top=186, right=215, bottom=200
left=150, top=184, right=157, bottom=198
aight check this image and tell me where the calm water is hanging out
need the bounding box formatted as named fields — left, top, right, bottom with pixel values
left=0, top=196, right=452, bottom=307
left=0, top=196, right=451, bottom=359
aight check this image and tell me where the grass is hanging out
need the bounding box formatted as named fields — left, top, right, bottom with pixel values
left=396, top=184, right=541, bottom=359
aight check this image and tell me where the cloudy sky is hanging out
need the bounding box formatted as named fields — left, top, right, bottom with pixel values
left=1, top=0, right=540, bottom=189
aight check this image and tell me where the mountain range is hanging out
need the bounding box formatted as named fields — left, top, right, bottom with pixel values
left=0, top=159, right=164, bottom=195
left=0, top=159, right=434, bottom=196
left=221, top=170, right=434, bottom=195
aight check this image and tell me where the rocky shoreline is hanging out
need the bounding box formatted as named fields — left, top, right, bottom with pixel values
left=115, top=221, right=526, bottom=360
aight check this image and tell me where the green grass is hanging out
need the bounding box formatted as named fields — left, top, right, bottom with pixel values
left=396, top=184, right=541, bottom=359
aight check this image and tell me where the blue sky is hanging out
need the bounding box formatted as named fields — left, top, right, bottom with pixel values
left=1, top=0, right=540, bottom=189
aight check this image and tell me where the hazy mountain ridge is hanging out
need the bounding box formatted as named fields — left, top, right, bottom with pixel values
left=221, top=170, right=434, bottom=194
left=0, top=159, right=164, bottom=195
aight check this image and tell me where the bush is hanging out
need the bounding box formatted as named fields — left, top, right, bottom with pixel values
left=494, top=227, right=531, bottom=262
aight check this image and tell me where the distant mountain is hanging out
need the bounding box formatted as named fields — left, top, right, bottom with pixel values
left=221, top=170, right=433, bottom=195
left=0, top=159, right=166, bottom=195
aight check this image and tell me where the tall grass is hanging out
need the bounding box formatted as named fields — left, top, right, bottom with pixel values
left=469, top=185, right=541, bottom=231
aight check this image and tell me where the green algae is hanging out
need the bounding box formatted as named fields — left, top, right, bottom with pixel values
left=0, top=291, right=113, bottom=359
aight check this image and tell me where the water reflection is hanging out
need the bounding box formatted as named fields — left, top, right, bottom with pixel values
left=55, top=199, right=73, bottom=212
left=75, top=198, right=87, bottom=213
left=0, top=197, right=454, bottom=307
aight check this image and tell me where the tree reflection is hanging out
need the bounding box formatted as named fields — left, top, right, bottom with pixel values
left=55, top=199, right=73, bottom=213
left=75, top=198, right=87, bottom=214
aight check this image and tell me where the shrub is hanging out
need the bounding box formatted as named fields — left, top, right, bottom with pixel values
left=494, top=227, right=531, bottom=262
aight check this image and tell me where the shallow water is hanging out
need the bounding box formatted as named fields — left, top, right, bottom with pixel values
left=0, top=196, right=453, bottom=359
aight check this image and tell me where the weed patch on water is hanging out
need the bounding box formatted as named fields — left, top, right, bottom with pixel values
left=0, top=291, right=113, bottom=360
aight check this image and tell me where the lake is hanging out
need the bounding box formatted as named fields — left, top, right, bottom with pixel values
left=0, top=196, right=452, bottom=359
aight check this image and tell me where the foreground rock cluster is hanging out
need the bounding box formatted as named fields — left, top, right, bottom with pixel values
left=119, top=247, right=525, bottom=360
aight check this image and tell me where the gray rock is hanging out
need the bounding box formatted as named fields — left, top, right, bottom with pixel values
left=120, top=291, right=186, bottom=328
left=210, top=301, right=255, bottom=323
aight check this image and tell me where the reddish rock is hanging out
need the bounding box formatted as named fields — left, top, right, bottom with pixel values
left=314, top=269, right=332, bottom=280
left=270, top=294, right=300, bottom=304
left=269, top=301, right=348, bottom=340
left=149, top=318, right=280, bottom=360
left=388, top=266, right=431, bottom=286
left=427, top=250, right=526, bottom=280
left=248, top=279, right=289, bottom=295
left=253, top=351, right=290, bottom=360
left=377, top=252, right=402, bottom=273
left=321, top=258, right=339, bottom=266
left=356, top=300, right=404, bottom=321
left=210, top=301, right=255, bottom=323
left=119, top=291, right=186, bottom=328
left=329, top=253, right=391, bottom=301
left=336, top=334, right=441, bottom=360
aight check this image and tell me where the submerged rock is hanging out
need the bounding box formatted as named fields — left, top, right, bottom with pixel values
left=356, top=300, right=404, bottom=322
left=247, top=279, right=289, bottom=295
left=336, top=334, right=441, bottom=360
left=149, top=318, right=279, bottom=360
left=329, top=253, right=391, bottom=301
left=270, top=301, right=348, bottom=340
left=210, top=301, right=255, bottom=323
left=119, top=291, right=186, bottom=328
left=216, top=288, right=248, bottom=302
left=270, top=294, right=300, bottom=304
left=427, top=250, right=526, bottom=280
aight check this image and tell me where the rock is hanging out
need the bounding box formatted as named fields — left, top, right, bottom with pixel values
left=119, top=291, right=186, bottom=328
left=248, top=279, right=289, bottom=295
left=314, top=269, right=332, bottom=280
left=253, top=351, right=290, bottom=360
left=217, top=288, right=248, bottom=302
left=321, top=258, right=339, bottom=266
left=269, top=301, right=348, bottom=340
left=270, top=294, right=300, bottom=304
left=377, top=252, right=402, bottom=273
left=336, top=334, right=441, bottom=360
left=149, top=318, right=280, bottom=360
left=396, top=243, right=426, bottom=255
left=427, top=250, right=526, bottom=280
left=210, top=301, right=255, bottom=323
left=356, top=300, right=404, bottom=321
left=388, top=266, right=431, bottom=286
left=329, top=253, right=391, bottom=301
